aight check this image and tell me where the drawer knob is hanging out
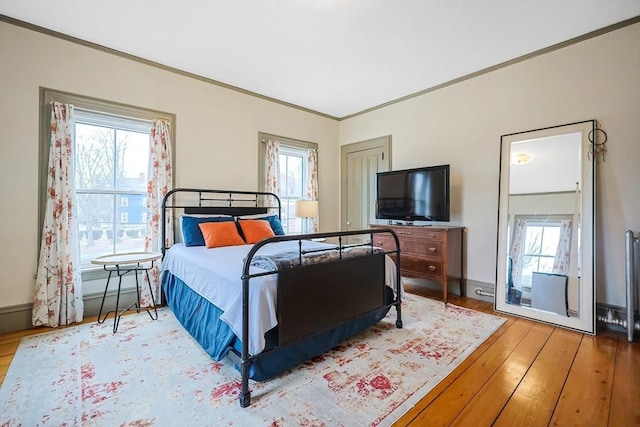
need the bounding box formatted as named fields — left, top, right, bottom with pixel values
left=428, top=265, right=436, bottom=271
left=429, top=233, right=435, bottom=237
left=376, top=241, right=382, bottom=245
left=429, top=247, right=436, bottom=253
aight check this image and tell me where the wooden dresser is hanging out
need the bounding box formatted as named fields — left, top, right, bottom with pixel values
left=370, top=224, right=464, bottom=304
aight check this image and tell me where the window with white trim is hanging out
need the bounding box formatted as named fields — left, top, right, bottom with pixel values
left=258, top=134, right=317, bottom=235
left=40, top=88, right=175, bottom=281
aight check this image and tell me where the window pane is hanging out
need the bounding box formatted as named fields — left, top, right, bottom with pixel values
left=75, top=123, right=115, bottom=190
left=77, top=193, right=114, bottom=265
left=115, top=211, right=145, bottom=254
left=538, top=256, right=555, bottom=273
left=281, top=199, right=303, bottom=234
left=280, top=154, right=303, bottom=198
left=524, top=226, right=543, bottom=255
left=116, top=129, right=149, bottom=192
left=540, top=226, right=561, bottom=256
left=521, top=255, right=539, bottom=287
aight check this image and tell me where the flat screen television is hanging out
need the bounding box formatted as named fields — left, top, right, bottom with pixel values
left=376, top=165, right=450, bottom=222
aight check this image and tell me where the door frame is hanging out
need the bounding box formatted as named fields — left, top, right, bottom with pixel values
left=340, top=135, right=392, bottom=231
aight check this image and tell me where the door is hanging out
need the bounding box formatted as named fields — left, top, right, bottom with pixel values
left=341, top=136, right=391, bottom=242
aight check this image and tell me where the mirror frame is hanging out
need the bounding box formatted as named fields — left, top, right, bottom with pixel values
left=495, top=120, right=596, bottom=334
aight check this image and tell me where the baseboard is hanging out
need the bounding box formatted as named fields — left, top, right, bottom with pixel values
left=0, top=289, right=139, bottom=334
left=401, top=277, right=495, bottom=303
left=0, top=303, right=34, bottom=335
left=3, top=284, right=634, bottom=336
left=465, top=279, right=495, bottom=303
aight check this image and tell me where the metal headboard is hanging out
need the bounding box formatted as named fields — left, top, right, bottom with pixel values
left=160, top=188, right=281, bottom=255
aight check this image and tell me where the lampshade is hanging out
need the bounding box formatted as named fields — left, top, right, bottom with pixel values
left=295, top=200, right=318, bottom=218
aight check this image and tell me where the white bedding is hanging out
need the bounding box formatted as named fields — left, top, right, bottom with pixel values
left=160, top=240, right=399, bottom=355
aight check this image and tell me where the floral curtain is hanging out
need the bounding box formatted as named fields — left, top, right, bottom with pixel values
left=264, top=139, right=280, bottom=207
left=553, top=220, right=572, bottom=275
left=509, top=218, right=526, bottom=289
left=142, top=119, right=172, bottom=305
left=305, top=147, right=319, bottom=232
left=32, top=102, right=84, bottom=327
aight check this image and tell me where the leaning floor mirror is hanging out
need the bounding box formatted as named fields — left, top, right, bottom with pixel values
left=495, top=120, right=596, bottom=334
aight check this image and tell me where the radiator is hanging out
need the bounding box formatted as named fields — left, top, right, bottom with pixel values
left=625, top=230, right=640, bottom=342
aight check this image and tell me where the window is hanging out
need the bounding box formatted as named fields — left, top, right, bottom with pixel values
left=258, top=133, right=318, bottom=235
left=519, top=221, right=562, bottom=287
left=40, top=88, right=175, bottom=279
left=278, top=145, right=308, bottom=234
left=74, top=110, right=150, bottom=268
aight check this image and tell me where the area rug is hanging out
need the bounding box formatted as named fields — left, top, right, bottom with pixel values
left=0, top=294, right=504, bottom=427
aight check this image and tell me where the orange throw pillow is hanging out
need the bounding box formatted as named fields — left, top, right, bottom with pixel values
left=198, top=221, right=246, bottom=248
left=238, top=219, right=276, bottom=244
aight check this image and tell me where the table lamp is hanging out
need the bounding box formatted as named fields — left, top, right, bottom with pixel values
left=295, top=200, right=318, bottom=234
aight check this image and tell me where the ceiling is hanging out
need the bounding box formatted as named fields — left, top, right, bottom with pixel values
left=1, top=1, right=639, bottom=119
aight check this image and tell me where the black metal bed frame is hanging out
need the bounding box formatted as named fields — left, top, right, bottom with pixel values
left=161, top=188, right=402, bottom=407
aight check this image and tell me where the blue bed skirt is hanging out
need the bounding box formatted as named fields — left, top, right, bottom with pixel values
left=162, top=272, right=393, bottom=381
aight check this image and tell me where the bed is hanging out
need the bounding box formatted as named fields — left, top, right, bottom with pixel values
left=159, top=188, right=402, bottom=407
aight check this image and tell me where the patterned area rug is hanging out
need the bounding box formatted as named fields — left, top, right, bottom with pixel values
left=0, top=294, right=504, bottom=426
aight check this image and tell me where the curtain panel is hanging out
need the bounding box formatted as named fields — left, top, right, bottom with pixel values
left=552, top=220, right=573, bottom=275
left=306, top=147, right=319, bottom=232
left=32, top=102, right=84, bottom=327
left=509, top=219, right=526, bottom=289
left=264, top=139, right=280, bottom=204
left=143, top=119, right=173, bottom=305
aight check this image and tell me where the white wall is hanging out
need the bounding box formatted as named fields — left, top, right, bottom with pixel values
left=339, top=23, right=640, bottom=307
left=1, top=20, right=638, bottom=312
left=0, top=21, right=339, bottom=308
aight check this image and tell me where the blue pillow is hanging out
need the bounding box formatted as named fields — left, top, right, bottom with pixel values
left=181, top=216, right=234, bottom=246
left=265, top=215, right=285, bottom=236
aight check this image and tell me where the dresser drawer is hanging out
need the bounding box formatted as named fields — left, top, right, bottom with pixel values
left=373, top=235, right=442, bottom=258
left=390, top=227, right=443, bottom=241
left=401, top=239, right=442, bottom=258
left=401, top=255, right=443, bottom=278
left=372, top=235, right=396, bottom=252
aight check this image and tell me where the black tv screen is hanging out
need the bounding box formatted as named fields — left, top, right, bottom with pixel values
left=376, top=165, right=450, bottom=222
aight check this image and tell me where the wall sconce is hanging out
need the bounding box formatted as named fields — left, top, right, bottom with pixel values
left=295, top=200, right=318, bottom=234
left=511, top=153, right=532, bottom=165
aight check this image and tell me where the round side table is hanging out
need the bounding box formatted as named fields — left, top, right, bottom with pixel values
left=91, top=251, right=162, bottom=333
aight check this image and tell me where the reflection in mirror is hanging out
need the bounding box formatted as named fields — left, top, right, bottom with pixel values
left=495, top=121, right=595, bottom=334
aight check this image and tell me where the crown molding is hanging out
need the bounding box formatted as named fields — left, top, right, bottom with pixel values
left=0, top=14, right=339, bottom=121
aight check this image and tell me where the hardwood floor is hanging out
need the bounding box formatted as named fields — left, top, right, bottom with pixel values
left=397, top=284, right=640, bottom=427
left=1, top=286, right=638, bottom=426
